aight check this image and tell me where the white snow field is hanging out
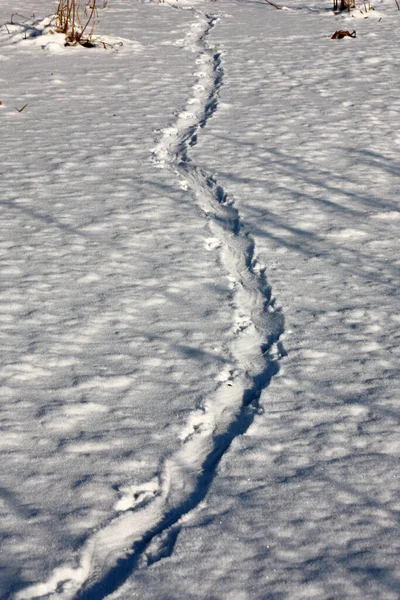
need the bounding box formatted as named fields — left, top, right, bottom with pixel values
left=1, top=0, right=399, bottom=598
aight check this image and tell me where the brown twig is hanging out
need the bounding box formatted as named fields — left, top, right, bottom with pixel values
left=56, top=0, right=99, bottom=45
left=79, top=0, right=97, bottom=41
left=11, top=12, right=33, bottom=24
left=263, top=0, right=282, bottom=9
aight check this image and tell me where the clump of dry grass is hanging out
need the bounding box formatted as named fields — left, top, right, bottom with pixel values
left=333, top=0, right=355, bottom=11
left=55, top=0, right=98, bottom=46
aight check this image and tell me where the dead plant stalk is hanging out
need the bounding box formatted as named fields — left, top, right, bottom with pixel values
left=56, top=0, right=98, bottom=45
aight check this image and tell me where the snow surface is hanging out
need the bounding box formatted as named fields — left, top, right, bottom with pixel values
left=1, top=0, right=399, bottom=598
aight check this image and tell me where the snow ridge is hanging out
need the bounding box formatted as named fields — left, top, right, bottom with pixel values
left=14, top=8, right=284, bottom=600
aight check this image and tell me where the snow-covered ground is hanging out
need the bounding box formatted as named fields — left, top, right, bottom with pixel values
left=1, top=0, right=399, bottom=598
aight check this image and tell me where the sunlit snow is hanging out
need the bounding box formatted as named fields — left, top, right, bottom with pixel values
left=1, top=0, right=399, bottom=598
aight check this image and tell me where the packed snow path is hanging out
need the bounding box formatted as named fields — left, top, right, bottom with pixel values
left=13, top=5, right=283, bottom=600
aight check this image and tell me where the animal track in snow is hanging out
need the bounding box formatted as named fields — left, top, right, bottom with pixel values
left=15, top=6, right=284, bottom=600
left=114, top=478, right=159, bottom=512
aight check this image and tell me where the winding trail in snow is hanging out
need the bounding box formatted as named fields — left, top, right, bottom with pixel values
left=15, top=7, right=284, bottom=600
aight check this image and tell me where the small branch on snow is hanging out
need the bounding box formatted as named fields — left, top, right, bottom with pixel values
left=10, top=12, right=34, bottom=24
left=331, top=29, right=356, bottom=38
left=262, top=0, right=282, bottom=9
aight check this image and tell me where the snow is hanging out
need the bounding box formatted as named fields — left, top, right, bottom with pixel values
left=1, top=0, right=400, bottom=598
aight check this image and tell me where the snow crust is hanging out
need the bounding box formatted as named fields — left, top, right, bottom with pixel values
left=1, top=0, right=399, bottom=598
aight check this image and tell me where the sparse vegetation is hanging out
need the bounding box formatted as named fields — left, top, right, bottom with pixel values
left=55, top=0, right=98, bottom=46
left=2, top=2, right=120, bottom=50
left=333, top=0, right=356, bottom=12
left=331, top=29, right=356, bottom=38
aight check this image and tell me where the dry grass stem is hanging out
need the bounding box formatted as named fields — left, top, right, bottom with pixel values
left=263, top=0, right=282, bottom=8
left=55, top=0, right=98, bottom=45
